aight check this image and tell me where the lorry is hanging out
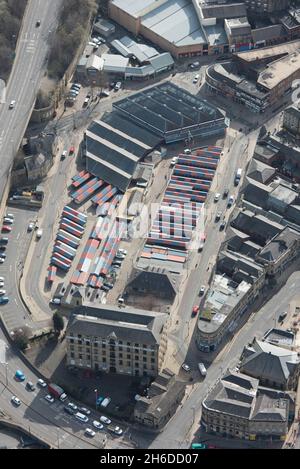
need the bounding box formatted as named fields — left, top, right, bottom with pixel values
left=234, top=168, right=242, bottom=186
left=48, top=383, right=67, bottom=401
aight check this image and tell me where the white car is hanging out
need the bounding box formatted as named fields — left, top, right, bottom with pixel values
left=118, top=249, right=127, bottom=256
left=214, top=193, right=221, bottom=202
left=0, top=260, right=4, bottom=264
left=28, top=222, right=35, bottom=232
left=110, top=425, right=123, bottom=436
left=11, top=395, right=21, bottom=406
left=0, top=281, right=4, bottom=287
left=199, top=285, right=205, bottom=296
left=99, top=415, right=111, bottom=425
left=9, top=100, right=16, bottom=109
left=0, top=290, right=6, bottom=296
left=170, top=156, right=178, bottom=167
left=5, top=213, right=14, bottom=219
left=85, top=428, right=96, bottom=437
left=227, top=195, right=235, bottom=207
left=93, top=420, right=104, bottom=430
left=114, top=82, right=122, bottom=91
left=50, top=298, right=61, bottom=305
left=44, top=394, right=55, bottom=403
left=193, top=74, right=200, bottom=83
left=37, top=378, right=47, bottom=388
left=181, top=363, right=191, bottom=372
left=0, top=277, right=4, bottom=282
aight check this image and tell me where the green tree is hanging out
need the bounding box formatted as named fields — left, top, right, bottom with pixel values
left=53, top=312, right=64, bottom=334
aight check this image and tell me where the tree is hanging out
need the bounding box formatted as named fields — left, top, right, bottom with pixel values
left=11, top=326, right=31, bottom=351
left=53, top=312, right=64, bottom=334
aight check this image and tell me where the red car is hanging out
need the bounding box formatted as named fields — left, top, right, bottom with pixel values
left=1, top=225, right=11, bottom=233
left=192, top=305, right=199, bottom=317
left=69, top=146, right=75, bottom=155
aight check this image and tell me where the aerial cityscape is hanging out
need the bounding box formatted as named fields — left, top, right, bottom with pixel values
left=1, top=0, right=300, bottom=452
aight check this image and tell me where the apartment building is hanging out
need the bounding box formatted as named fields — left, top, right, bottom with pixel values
left=66, top=304, right=169, bottom=377
left=244, top=0, right=290, bottom=14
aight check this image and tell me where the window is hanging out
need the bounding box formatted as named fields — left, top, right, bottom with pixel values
left=119, top=360, right=123, bottom=365
left=127, top=342, right=130, bottom=346
left=103, top=358, right=106, bottom=363
left=87, top=355, right=90, bottom=360
left=143, top=357, right=147, bottom=362
left=94, top=342, right=98, bottom=347
left=135, top=355, right=139, bottom=360
left=78, top=334, right=82, bottom=338
left=70, top=352, right=74, bottom=358
left=118, top=341, right=123, bottom=345
left=135, top=343, right=139, bottom=347
left=102, top=344, right=106, bottom=349
left=127, top=354, right=130, bottom=359
left=78, top=340, right=82, bottom=345
left=79, top=354, right=82, bottom=359
left=143, top=350, right=147, bottom=355
left=151, top=358, right=155, bottom=364
left=127, top=361, right=130, bottom=366
left=69, top=338, right=74, bottom=344
left=119, top=353, right=123, bottom=358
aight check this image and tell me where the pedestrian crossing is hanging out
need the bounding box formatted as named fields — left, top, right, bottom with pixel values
left=25, top=39, right=36, bottom=54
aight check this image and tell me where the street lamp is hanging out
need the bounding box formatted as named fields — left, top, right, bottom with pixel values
left=94, top=389, right=98, bottom=410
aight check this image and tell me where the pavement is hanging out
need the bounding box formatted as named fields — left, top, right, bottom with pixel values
left=0, top=0, right=62, bottom=206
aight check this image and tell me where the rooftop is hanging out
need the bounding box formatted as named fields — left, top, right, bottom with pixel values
left=67, top=303, right=168, bottom=345
left=257, top=50, right=300, bottom=91
left=234, top=39, right=300, bottom=63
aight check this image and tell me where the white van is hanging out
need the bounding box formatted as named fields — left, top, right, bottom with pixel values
left=100, top=397, right=111, bottom=408
left=75, top=412, right=89, bottom=423
left=198, top=362, right=207, bottom=377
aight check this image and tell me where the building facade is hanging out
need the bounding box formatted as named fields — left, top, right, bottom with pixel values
left=283, top=105, right=300, bottom=137
left=66, top=304, right=169, bottom=377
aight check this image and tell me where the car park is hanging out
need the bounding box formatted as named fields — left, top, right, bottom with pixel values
left=85, top=428, right=96, bottom=437
left=26, top=381, right=36, bottom=391
left=15, top=370, right=25, bottom=381
left=181, top=363, right=191, bottom=372
left=192, top=305, right=199, bottom=317
left=37, top=378, right=47, bottom=388
left=78, top=407, right=91, bottom=416
left=44, top=394, right=55, bottom=404
left=11, top=396, right=21, bottom=406
left=93, top=420, right=104, bottom=430
left=99, top=415, right=111, bottom=425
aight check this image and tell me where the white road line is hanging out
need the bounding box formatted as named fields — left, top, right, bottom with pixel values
left=14, top=299, right=18, bottom=306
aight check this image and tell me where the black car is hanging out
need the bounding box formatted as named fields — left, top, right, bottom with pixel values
left=215, top=212, right=222, bottom=222
left=64, top=406, right=74, bottom=415
left=0, top=246, right=6, bottom=251
left=223, top=189, right=229, bottom=199
left=219, top=221, right=226, bottom=231
left=103, top=282, right=114, bottom=289
left=36, top=20, right=41, bottom=27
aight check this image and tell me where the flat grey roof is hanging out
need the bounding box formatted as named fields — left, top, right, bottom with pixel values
left=111, top=0, right=154, bottom=17
left=141, top=0, right=207, bottom=47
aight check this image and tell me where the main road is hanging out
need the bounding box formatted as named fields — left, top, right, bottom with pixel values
left=0, top=0, right=62, bottom=203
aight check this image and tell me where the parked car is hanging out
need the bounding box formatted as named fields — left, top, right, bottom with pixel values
left=0, top=296, right=10, bottom=304
left=99, top=415, right=111, bottom=425
left=37, top=378, right=47, bottom=388
left=214, top=193, right=221, bottom=202
left=0, top=259, right=5, bottom=264
left=75, top=412, right=89, bottom=423
left=193, top=74, right=200, bottom=83
left=115, top=253, right=125, bottom=260
left=227, top=195, right=234, bottom=207
left=219, top=221, right=226, bottom=231
left=181, top=363, right=191, bottom=372
left=85, top=428, right=95, bottom=437
left=199, top=286, right=205, bottom=296
left=93, top=420, right=104, bottom=430
left=67, top=402, right=78, bottom=412
left=3, top=217, right=13, bottom=225
left=215, top=212, right=222, bottom=222
left=112, top=260, right=122, bottom=267
left=36, top=20, right=41, bottom=27
left=118, top=249, right=127, bottom=256
left=26, top=381, right=36, bottom=391
left=103, top=282, right=114, bottom=289
left=78, top=407, right=91, bottom=416
left=101, top=285, right=110, bottom=292
left=1, top=225, right=11, bottom=233
left=0, top=290, right=6, bottom=296
left=5, top=213, right=14, bottom=220
left=198, top=362, right=207, bottom=377
left=0, top=246, right=5, bottom=251
left=44, top=394, right=55, bottom=404
left=69, top=146, right=75, bottom=155
left=223, top=189, right=229, bottom=199
left=64, top=406, right=74, bottom=415
left=108, top=425, right=123, bottom=436
left=192, top=305, right=199, bottom=317
left=170, top=156, right=178, bottom=167
left=61, top=150, right=67, bottom=160
left=27, top=222, right=35, bottom=232
left=0, top=253, right=6, bottom=259
left=114, top=82, right=122, bottom=91
left=15, top=370, right=25, bottom=381
left=9, top=100, right=16, bottom=109
left=11, top=396, right=21, bottom=406
left=50, top=298, right=61, bottom=305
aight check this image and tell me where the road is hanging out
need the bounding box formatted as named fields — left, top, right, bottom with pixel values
left=0, top=0, right=62, bottom=203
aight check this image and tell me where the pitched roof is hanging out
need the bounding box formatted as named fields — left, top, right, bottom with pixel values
left=240, top=338, right=299, bottom=385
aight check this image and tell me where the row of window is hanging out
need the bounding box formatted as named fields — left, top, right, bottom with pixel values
left=69, top=334, right=155, bottom=350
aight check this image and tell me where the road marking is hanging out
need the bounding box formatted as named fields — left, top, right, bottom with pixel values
left=16, top=233, right=20, bottom=240
left=14, top=299, right=18, bottom=306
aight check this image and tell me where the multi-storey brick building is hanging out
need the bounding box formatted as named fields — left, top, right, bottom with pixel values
left=66, top=304, right=169, bottom=377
